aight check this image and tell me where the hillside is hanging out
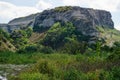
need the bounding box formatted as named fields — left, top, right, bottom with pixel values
left=0, top=29, right=16, bottom=51
left=0, top=13, right=39, bottom=33
left=0, top=6, right=120, bottom=80
left=0, top=6, right=120, bottom=51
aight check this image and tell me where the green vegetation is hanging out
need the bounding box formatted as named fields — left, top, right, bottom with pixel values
left=42, top=22, right=76, bottom=49
left=0, top=28, right=15, bottom=51
left=96, top=26, right=120, bottom=46
left=10, top=27, right=33, bottom=49
left=0, top=49, right=118, bottom=80
left=0, top=40, right=120, bottom=80
left=0, top=23, right=120, bottom=80
left=54, top=6, right=72, bottom=12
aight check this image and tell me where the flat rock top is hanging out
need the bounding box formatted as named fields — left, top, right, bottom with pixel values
left=33, top=6, right=114, bottom=36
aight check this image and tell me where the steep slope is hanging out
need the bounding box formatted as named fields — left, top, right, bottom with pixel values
left=32, top=6, right=117, bottom=46
left=29, top=32, right=46, bottom=43
left=0, top=29, right=16, bottom=51
left=0, top=6, right=119, bottom=48
left=0, top=13, right=39, bottom=32
left=33, top=6, right=114, bottom=37
left=97, top=27, right=120, bottom=46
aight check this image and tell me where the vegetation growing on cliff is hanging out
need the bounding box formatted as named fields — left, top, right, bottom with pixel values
left=54, top=6, right=72, bottom=12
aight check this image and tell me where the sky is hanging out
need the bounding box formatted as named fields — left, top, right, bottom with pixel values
left=0, top=0, right=120, bottom=30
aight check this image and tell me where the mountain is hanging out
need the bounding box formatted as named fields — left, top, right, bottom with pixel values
left=33, top=6, right=114, bottom=35
left=0, top=6, right=120, bottom=51
left=0, top=13, right=39, bottom=32
left=33, top=6, right=119, bottom=46
left=1, top=6, right=114, bottom=33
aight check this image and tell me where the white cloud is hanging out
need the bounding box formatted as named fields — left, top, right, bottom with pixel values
left=62, top=0, right=120, bottom=12
left=0, top=1, right=39, bottom=23
left=62, top=0, right=80, bottom=6
left=87, top=0, right=120, bottom=12
left=115, top=24, right=120, bottom=30
left=36, top=0, right=53, bottom=11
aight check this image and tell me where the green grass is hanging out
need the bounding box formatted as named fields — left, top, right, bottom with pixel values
left=0, top=51, right=36, bottom=64
left=96, top=27, right=120, bottom=46
left=0, top=51, right=118, bottom=80
left=0, top=50, right=119, bottom=80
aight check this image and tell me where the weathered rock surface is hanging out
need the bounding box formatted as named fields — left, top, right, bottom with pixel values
left=34, top=6, right=114, bottom=36
left=0, top=6, right=114, bottom=36
left=0, top=13, right=39, bottom=32
left=0, top=24, right=9, bottom=32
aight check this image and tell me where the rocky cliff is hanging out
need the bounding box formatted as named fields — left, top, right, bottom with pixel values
left=33, top=6, right=114, bottom=36
left=0, top=6, right=114, bottom=36
left=0, top=13, right=39, bottom=32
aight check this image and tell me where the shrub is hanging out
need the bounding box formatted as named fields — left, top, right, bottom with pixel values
left=111, top=67, right=120, bottom=80
left=63, top=40, right=87, bottom=54
left=42, top=22, right=75, bottom=49
left=64, top=68, right=87, bottom=80
left=87, top=70, right=113, bottom=80
left=18, top=73, right=48, bottom=80
left=36, top=60, right=55, bottom=76
left=40, top=46, right=53, bottom=54
left=54, top=6, right=72, bottom=12
left=25, top=45, right=37, bottom=53
left=107, top=47, right=120, bottom=61
left=25, top=27, right=33, bottom=38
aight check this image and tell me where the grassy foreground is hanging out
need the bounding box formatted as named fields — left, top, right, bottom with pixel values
left=0, top=51, right=119, bottom=80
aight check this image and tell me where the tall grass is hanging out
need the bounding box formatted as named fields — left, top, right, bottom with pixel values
left=0, top=51, right=119, bottom=80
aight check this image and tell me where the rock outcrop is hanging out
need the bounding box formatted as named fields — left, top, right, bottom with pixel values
left=33, top=6, right=114, bottom=36
left=0, top=13, right=39, bottom=32
left=0, top=24, right=9, bottom=32
left=0, top=6, right=114, bottom=36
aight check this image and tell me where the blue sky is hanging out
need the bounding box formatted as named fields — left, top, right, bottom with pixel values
left=0, top=0, right=120, bottom=30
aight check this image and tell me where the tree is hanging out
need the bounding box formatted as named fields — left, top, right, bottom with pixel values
left=25, top=27, right=33, bottom=38
left=42, top=22, right=75, bottom=49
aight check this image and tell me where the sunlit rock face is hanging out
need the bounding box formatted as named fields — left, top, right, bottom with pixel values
left=33, top=6, right=114, bottom=36
left=0, top=13, right=39, bottom=32
left=0, top=6, right=114, bottom=36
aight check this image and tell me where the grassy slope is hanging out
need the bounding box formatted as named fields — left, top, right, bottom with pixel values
left=0, top=36, right=16, bottom=51
left=96, top=27, right=120, bottom=46
left=29, top=32, right=46, bottom=43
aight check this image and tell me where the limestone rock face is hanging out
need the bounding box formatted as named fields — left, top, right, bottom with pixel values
left=0, top=6, right=114, bottom=36
left=0, top=24, right=9, bottom=32
left=0, top=13, right=39, bottom=32
left=33, top=6, right=114, bottom=36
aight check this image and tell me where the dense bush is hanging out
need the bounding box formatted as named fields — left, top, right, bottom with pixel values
left=107, top=42, right=120, bottom=61
left=33, top=25, right=48, bottom=32
left=10, top=29, right=29, bottom=49
left=111, top=67, right=120, bottom=80
left=40, top=46, right=53, bottom=54
left=0, top=28, right=10, bottom=39
left=42, top=22, right=75, bottom=49
left=62, top=40, right=87, bottom=54
left=64, top=68, right=87, bottom=80
left=17, top=45, right=38, bottom=53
